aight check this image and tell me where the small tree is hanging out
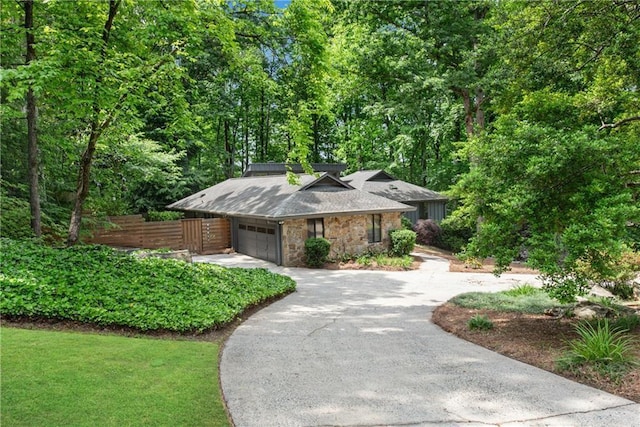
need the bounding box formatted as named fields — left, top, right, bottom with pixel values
left=304, top=237, right=331, bottom=267
left=414, top=219, right=442, bottom=246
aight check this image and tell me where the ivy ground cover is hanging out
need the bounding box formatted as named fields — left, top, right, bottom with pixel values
left=0, top=239, right=296, bottom=332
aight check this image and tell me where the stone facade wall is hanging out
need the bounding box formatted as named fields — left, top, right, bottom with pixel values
left=281, top=213, right=402, bottom=267
left=281, top=218, right=308, bottom=267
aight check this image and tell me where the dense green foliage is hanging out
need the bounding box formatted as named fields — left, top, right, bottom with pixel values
left=2, top=1, right=637, bottom=295
left=304, top=237, right=331, bottom=267
left=146, top=210, right=185, bottom=222
left=2, top=328, right=229, bottom=426
left=447, top=1, right=640, bottom=300
left=389, top=229, right=416, bottom=257
left=0, top=239, right=295, bottom=332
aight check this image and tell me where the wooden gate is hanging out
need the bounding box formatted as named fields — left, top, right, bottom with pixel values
left=181, top=219, right=203, bottom=253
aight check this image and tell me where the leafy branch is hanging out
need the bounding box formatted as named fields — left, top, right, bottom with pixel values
left=599, top=116, right=640, bottom=131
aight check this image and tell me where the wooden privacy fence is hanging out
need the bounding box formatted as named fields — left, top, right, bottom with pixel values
left=85, top=215, right=231, bottom=254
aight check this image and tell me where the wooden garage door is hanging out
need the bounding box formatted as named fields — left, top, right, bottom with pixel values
left=237, top=219, right=277, bottom=262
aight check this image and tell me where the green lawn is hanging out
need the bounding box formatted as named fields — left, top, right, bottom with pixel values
left=1, top=328, right=230, bottom=427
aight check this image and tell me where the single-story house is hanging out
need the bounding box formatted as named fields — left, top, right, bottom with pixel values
left=168, top=172, right=415, bottom=266
left=342, top=170, right=448, bottom=223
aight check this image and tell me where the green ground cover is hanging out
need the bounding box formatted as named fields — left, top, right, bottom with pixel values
left=0, top=238, right=296, bottom=332
left=1, top=328, right=229, bottom=427
left=450, top=285, right=569, bottom=314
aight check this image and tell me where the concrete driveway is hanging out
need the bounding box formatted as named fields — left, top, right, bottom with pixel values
left=195, top=254, right=640, bottom=426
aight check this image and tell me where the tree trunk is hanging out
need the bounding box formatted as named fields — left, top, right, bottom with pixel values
left=67, top=130, right=100, bottom=245
left=66, top=0, right=120, bottom=246
left=460, top=88, right=475, bottom=136
left=312, top=114, right=320, bottom=162
left=25, top=0, right=41, bottom=237
left=265, top=102, right=271, bottom=157
left=243, top=101, right=249, bottom=172
left=475, top=87, right=486, bottom=131
left=224, top=119, right=234, bottom=179
left=259, top=88, right=265, bottom=161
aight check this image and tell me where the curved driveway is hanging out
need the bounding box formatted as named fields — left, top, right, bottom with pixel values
left=197, top=254, right=640, bottom=426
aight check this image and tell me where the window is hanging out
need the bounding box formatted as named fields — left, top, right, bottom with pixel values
left=307, top=218, right=324, bottom=238
left=368, top=214, right=381, bottom=243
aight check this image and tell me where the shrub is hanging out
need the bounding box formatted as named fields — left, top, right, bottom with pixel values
left=467, top=314, right=494, bottom=330
left=389, top=229, right=416, bottom=257
left=439, top=219, right=474, bottom=253
left=304, top=237, right=331, bottom=267
left=557, top=320, right=637, bottom=375
left=0, top=190, right=65, bottom=241
left=413, top=219, right=441, bottom=246
left=574, top=248, right=640, bottom=300
left=401, top=216, right=413, bottom=231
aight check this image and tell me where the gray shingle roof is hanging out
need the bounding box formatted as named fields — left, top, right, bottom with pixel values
left=242, top=163, right=347, bottom=177
left=167, top=173, right=414, bottom=220
left=342, top=170, right=447, bottom=202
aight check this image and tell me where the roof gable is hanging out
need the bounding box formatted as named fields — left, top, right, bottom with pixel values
left=168, top=173, right=413, bottom=220
left=367, top=170, right=395, bottom=182
left=300, top=173, right=354, bottom=191
left=342, top=170, right=447, bottom=202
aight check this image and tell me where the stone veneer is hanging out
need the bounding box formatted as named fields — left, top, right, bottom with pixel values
left=281, top=213, right=402, bottom=267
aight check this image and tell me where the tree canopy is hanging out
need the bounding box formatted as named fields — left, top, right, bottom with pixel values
left=1, top=0, right=638, bottom=298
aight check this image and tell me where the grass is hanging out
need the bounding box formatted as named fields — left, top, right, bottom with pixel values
left=467, top=314, right=494, bottom=331
left=557, top=320, right=637, bottom=378
left=1, top=327, right=230, bottom=427
left=450, top=286, right=569, bottom=314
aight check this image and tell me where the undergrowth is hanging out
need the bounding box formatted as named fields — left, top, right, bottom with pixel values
left=0, top=238, right=296, bottom=332
left=557, top=320, right=637, bottom=379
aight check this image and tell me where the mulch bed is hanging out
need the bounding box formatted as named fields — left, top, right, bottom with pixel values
left=432, top=303, right=640, bottom=403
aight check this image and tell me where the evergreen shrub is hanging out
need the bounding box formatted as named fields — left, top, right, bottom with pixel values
left=439, top=219, right=474, bottom=253
left=304, top=237, right=331, bottom=267
left=401, top=216, right=413, bottom=230
left=389, top=229, right=416, bottom=257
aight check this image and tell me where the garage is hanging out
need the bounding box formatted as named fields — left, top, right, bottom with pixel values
left=236, top=219, right=279, bottom=263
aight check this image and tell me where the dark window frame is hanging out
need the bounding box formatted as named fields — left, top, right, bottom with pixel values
left=307, top=218, right=325, bottom=238
left=368, top=214, right=382, bottom=243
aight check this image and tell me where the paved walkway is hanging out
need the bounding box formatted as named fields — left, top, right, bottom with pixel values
left=195, top=254, right=640, bottom=426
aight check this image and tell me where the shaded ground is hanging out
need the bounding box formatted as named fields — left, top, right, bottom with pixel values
left=415, top=245, right=538, bottom=274
left=432, top=303, right=640, bottom=403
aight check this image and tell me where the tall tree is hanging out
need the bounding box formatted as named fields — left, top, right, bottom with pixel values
left=24, top=0, right=41, bottom=237
left=66, top=0, right=122, bottom=245
left=448, top=0, right=640, bottom=301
